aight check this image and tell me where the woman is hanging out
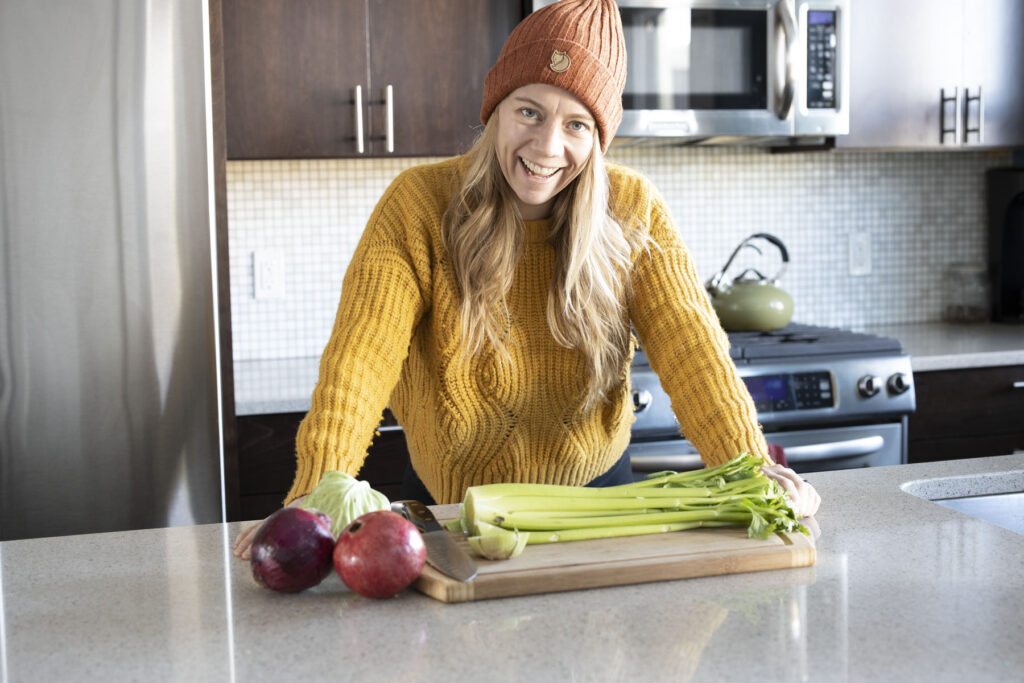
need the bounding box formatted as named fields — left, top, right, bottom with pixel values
left=235, top=0, right=819, bottom=560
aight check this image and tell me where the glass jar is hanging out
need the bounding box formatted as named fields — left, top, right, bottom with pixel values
left=943, top=263, right=991, bottom=323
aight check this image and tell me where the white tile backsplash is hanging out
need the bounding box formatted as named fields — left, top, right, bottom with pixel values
left=227, top=146, right=1010, bottom=366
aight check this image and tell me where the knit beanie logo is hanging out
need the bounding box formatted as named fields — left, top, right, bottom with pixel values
left=549, top=50, right=571, bottom=74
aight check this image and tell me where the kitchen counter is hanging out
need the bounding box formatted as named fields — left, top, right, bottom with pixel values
left=866, top=321, right=1024, bottom=371
left=234, top=357, right=319, bottom=415
left=235, top=323, right=1024, bottom=416
left=2, top=455, right=1023, bottom=681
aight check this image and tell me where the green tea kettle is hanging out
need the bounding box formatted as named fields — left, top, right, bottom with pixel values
left=705, top=233, right=793, bottom=331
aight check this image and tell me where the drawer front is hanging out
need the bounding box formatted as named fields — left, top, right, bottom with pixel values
left=909, top=365, right=1024, bottom=441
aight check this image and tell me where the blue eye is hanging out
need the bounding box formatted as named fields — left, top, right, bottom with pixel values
left=520, top=107, right=538, bottom=119
left=568, top=121, right=586, bottom=132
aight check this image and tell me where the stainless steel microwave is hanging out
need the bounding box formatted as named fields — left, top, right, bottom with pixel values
left=532, top=0, right=849, bottom=142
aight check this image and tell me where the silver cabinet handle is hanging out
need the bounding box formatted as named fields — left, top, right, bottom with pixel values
left=353, top=85, right=365, bottom=154
left=773, top=0, right=797, bottom=121
left=964, top=86, right=983, bottom=143
left=383, top=85, right=394, bottom=154
left=940, top=87, right=962, bottom=144
left=1012, top=381, right=1024, bottom=389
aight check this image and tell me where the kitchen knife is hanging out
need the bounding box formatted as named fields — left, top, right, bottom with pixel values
left=392, top=500, right=478, bottom=582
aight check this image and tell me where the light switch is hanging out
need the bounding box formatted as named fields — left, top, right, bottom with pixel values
left=253, top=250, right=286, bottom=300
left=848, top=231, right=872, bottom=276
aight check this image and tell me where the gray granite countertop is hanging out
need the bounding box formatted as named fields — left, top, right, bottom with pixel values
left=866, top=321, right=1024, bottom=371
left=3, top=454, right=1023, bottom=681
left=234, top=357, right=319, bottom=416
left=234, top=322, right=1024, bottom=415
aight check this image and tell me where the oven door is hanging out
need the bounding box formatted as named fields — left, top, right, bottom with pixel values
left=627, top=421, right=905, bottom=474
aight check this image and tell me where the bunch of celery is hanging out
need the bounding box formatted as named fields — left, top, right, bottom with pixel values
left=456, top=453, right=807, bottom=558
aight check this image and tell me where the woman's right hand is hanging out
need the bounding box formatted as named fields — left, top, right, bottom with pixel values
left=232, top=496, right=306, bottom=561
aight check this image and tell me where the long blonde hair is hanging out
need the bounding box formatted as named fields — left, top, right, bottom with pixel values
left=442, top=116, right=644, bottom=405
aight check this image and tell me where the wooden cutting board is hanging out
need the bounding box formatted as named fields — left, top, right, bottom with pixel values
left=412, top=505, right=816, bottom=603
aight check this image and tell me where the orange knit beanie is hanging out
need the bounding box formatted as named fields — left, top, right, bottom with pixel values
left=481, top=0, right=626, bottom=153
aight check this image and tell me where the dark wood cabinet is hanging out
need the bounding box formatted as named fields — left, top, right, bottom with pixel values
left=235, top=411, right=410, bottom=521
left=908, top=365, right=1024, bottom=463
left=222, top=0, right=521, bottom=159
left=222, top=0, right=367, bottom=160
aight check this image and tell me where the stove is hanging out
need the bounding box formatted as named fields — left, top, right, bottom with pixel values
left=628, top=323, right=916, bottom=474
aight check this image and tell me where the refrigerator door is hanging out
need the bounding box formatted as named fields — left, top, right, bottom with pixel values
left=0, top=0, right=224, bottom=540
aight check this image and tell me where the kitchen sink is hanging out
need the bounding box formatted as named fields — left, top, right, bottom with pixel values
left=933, top=492, right=1024, bottom=535
left=901, top=470, right=1024, bottom=535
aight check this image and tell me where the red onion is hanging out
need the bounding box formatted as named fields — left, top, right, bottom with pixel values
left=250, top=507, right=335, bottom=593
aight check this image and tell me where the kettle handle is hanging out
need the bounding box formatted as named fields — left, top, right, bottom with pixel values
left=748, top=233, right=789, bottom=265
left=706, top=233, right=790, bottom=291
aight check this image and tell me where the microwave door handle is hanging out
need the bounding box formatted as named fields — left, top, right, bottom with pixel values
left=782, top=436, right=886, bottom=462
left=773, top=0, right=797, bottom=120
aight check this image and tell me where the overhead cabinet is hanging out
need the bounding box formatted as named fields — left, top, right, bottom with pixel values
left=838, top=0, right=1024, bottom=149
left=222, top=0, right=520, bottom=159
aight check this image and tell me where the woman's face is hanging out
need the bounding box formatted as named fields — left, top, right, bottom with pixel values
left=494, top=84, right=597, bottom=221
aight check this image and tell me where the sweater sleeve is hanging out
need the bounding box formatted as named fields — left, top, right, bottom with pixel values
left=624, top=179, right=770, bottom=467
left=283, top=172, right=434, bottom=504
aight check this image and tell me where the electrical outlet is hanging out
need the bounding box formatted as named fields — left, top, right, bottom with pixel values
left=253, top=250, right=286, bottom=299
left=848, top=231, right=872, bottom=276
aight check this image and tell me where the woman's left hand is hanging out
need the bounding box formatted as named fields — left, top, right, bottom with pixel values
left=761, top=464, right=821, bottom=519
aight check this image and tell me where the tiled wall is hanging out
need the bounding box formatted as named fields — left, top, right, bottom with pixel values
left=227, top=147, right=1009, bottom=364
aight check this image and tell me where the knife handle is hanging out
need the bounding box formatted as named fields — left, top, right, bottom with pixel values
left=392, top=500, right=440, bottom=533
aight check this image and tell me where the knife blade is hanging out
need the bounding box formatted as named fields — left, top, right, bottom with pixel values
left=392, top=500, right=478, bottom=582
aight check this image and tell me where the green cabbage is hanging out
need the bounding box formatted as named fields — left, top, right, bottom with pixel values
left=301, top=471, right=390, bottom=537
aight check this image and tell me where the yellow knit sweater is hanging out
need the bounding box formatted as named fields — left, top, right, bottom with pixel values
left=285, top=157, right=768, bottom=505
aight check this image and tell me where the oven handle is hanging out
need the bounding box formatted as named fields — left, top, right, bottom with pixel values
left=629, top=452, right=703, bottom=472
left=629, top=435, right=886, bottom=471
left=782, top=435, right=885, bottom=462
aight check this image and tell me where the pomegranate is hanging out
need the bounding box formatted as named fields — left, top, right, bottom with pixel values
left=250, top=507, right=335, bottom=593
left=333, top=510, right=426, bottom=599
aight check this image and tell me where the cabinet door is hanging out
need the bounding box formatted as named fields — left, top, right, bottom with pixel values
left=907, top=365, right=1024, bottom=463
left=236, top=411, right=411, bottom=521
left=838, top=0, right=962, bottom=148
left=223, top=0, right=369, bottom=159
left=367, top=0, right=520, bottom=156
left=961, top=0, right=1024, bottom=147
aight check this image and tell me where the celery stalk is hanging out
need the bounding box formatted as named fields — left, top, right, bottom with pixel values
left=459, top=453, right=808, bottom=548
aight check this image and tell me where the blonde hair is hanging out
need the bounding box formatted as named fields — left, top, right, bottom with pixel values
left=442, top=116, right=644, bottom=405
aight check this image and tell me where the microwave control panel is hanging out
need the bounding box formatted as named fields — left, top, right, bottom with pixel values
left=806, top=10, right=838, bottom=109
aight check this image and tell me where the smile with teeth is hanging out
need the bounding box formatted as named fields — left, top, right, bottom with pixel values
left=520, top=157, right=561, bottom=178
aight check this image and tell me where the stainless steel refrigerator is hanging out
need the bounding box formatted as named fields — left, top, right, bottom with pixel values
left=0, top=0, right=224, bottom=540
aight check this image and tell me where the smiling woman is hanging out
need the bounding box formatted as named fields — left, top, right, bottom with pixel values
left=494, top=85, right=597, bottom=220
left=234, top=0, right=820, bottom=562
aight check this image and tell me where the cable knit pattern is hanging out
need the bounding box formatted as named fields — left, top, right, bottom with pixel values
left=285, top=157, right=768, bottom=505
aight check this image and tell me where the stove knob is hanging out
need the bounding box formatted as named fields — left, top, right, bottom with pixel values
left=857, top=375, right=882, bottom=398
left=887, top=372, right=911, bottom=395
left=632, top=389, right=652, bottom=413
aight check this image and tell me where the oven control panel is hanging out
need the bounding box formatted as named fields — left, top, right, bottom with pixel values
left=629, top=354, right=915, bottom=436
left=743, top=371, right=834, bottom=413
